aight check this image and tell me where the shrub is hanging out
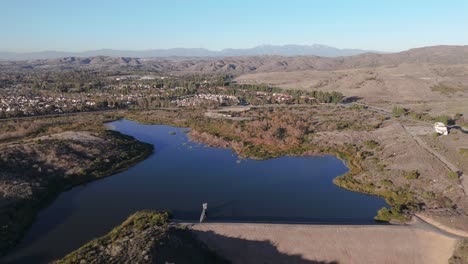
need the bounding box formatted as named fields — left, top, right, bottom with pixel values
left=408, top=111, right=422, bottom=120
left=349, top=104, right=365, bottom=110
left=363, top=140, right=379, bottom=149
left=434, top=115, right=450, bottom=125
left=459, top=148, right=468, bottom=157
left=440, top=196, right=456, bottom=210
left=392, top=106, right=406, bottom=117
left=422, top=191, right=435, bottom=199
left=374, top=207, right=392, bottom=221
left=310, top=90, right=344, bottom=103
left=376, top=162, right=386, bottom=172
left=448, top=171, right=459, bottom=179
left=404, top=170, right=420, bottom=180
left=374, top=207, right=408, bottom=222
left=274, top=127, right=287, bottom=140
left=379, top=179, right=393, bottom=187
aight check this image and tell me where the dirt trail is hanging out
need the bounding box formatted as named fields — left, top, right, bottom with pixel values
left=191, top=223, right=457, bottom=264
left=358, top=102, right=466, bottom=193
left=404, top=126, right=462, bottom=174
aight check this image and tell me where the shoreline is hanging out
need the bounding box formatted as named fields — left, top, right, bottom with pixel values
left=0, top=129, right=154, bottom=257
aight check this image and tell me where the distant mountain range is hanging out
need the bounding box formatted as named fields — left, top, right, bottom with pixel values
left=0, top=44, right=384, bottom=60
left=2, top=45, right=467, bottom=74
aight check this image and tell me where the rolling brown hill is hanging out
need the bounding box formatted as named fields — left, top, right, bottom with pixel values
left=1, top=45, right=468, bottom=74
left=235, top=45, right=468, bottom=113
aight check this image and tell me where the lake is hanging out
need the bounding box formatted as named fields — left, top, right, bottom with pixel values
left=3, top=119, right=388, bottom=263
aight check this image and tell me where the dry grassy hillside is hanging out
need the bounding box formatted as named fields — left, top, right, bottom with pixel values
left=236, top=63, right=468, bottom=115
left=2, top=45, right=468, bottom=74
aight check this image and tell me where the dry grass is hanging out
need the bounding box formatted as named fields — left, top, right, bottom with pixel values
left=236, top=64, right=468, bottom=104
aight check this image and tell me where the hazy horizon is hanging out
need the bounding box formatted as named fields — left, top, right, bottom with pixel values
left=0, top=43, right=389, bottom=53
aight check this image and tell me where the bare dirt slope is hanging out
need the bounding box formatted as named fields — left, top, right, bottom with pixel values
left=192, top=223, right=457, bottom=264
left=236, top=63, right=468, bottom=107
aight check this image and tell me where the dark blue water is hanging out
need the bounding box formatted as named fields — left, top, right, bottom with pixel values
left=3, top=119, right=387, bottom=263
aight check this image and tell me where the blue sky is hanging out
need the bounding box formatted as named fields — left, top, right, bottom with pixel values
left=1, top=0, right=467, bottom=52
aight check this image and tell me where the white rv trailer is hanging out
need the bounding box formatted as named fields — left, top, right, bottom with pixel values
left=434, top=122, right=449, bottom=135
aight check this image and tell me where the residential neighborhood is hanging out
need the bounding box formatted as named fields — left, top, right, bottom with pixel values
left=0, top=70, right=335, bottom=119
